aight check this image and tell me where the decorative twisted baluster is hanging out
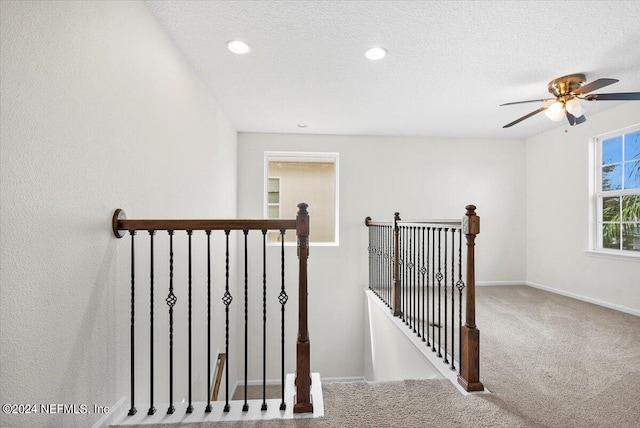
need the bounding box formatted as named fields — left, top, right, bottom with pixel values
left=412, top=227, right=420, bottom=337
left=279, top=229, right=287, bottom=411
left=222, top=230, right=232, bottom=413
left=456, top=228, right=465, bottom=375
left=420, top=227, right=427, bottom=343
left=166, top=230, right=176, bottom=415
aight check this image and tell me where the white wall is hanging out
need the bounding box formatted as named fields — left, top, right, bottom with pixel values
left=0, top=2, right=237, bottom=427
left=526, top=103, right=640, bottom=314
left=238, top=132, right=526, bottom=379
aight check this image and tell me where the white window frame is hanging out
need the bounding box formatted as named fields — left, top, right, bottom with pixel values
left=588, top=124, right=640, bottom=261
left=263, top=151, right=340, bottom=246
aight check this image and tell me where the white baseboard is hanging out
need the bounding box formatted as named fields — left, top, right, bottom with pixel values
left=476, top=281, right=527, bottom=286
left=525, top=281, right=640, bottom=317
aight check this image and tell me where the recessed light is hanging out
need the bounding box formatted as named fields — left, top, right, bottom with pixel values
left=297, top=124, right=307, bottom=128
left=365, top=47, right=387, bottom=60
left=227, top=40, right=251, bottom=55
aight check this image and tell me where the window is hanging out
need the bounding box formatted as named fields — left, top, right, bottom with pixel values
left=593, top=126, right=640, bottom=254
left=264, top=152, right=339, bottom=245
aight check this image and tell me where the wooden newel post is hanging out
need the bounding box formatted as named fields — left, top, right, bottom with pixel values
left=392, top=212, right=402, bottom=317
left=294, top=202, right=313, bottom=413
left=458, top=205, right=485, bottom=392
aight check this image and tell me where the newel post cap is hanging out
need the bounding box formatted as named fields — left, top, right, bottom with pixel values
left=297, top=202, right=309, bottom=215
left=464, top=204, right=480, bottom=235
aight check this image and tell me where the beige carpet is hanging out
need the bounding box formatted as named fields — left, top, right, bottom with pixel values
left=113, top=285, right=640, bottom=428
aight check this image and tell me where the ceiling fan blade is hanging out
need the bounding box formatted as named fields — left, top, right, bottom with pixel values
left=502, top=106, right=548, bottom=128
left=572, top=78, right=618, bottom=95
left=583, top=92, right=640, bottom=101
left=566, top=112, right=586, bottom=126
left=500, top=98, right=554, bottom=106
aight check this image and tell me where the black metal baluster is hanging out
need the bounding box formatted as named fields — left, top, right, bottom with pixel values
left=377, top=226, right=381, bottom=300
left=402, top=227, right=408, bottom=324
left=399, top=226, right=404, bottom=322
left=450, top=228, right=456, bottom=371
left=384, top=225, right=388, bottom=305
left=406, top=227, right=409, bottom=326
left=420, top=227, right=426, bottom=341
left=242, top=230, right=249, bottom=412
left=373, top=226, right=377, bottom=296
left=205, top=230, right=213, bottom=413
left=388, top=225, right=392, bottom=307
left=148, top=230, right=156, bottom=415
left=381, top=226, right=385, bottom=303
left=437, top=228, right=443, bottom=358
left=261, top=230, right=268, bottom=411
left=431, top=228, right=436, bottom=353
left=379, top=226, right=383, bottom=302
left=408, top=227, right=413, bottom=330
left=425, top=227, right=430, bottom=347
left=222, top=230, right=232, bottom=413
left=279, top=230, right=288, bottom=411
left=456, top=229, right=465, bottom=375
left=186, top=230, right=194, bottom=414
left=128, top=230, right=137, bottom=416
left=413, top=227, right=417, bottom=334
left=415, top=227, right=420, bottom=337
left=166, top=230, right=176, bottom=415
left=368, top=226, right=372, bottom=292
left=443, top=228, right=449, bottom=365
left=377, top=226, right=380, bottom=297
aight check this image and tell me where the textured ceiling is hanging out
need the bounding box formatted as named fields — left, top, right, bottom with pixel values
left=145, top=0, right=640, bottom=139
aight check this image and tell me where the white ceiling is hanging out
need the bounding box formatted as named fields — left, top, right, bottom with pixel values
left=145, top=0, right=640, bottom=139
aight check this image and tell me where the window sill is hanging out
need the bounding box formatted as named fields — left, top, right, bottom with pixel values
left=585, top=249, right=640, bottom=262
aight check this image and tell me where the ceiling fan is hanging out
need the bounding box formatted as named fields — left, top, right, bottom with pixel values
left=501, top=73, right=640, bottom=128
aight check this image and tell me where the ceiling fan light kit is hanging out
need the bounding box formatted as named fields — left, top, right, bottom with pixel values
left=501, top=73, right=640, bottom=128
left=565, top=98, right=585, bottom=117
left=545, top=101, right=565, bottom=121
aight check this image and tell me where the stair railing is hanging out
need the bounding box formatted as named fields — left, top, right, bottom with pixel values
left=365, top=205, right=484, bottom=392
left=112, top=203, right=313, bottom=417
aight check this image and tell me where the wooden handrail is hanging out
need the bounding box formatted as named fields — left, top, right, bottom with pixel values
left=364, top=218, right=391, bottom=227
left=397, top=219, right=462, bottom=228
left=112, top=209, right=297, bottom=237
